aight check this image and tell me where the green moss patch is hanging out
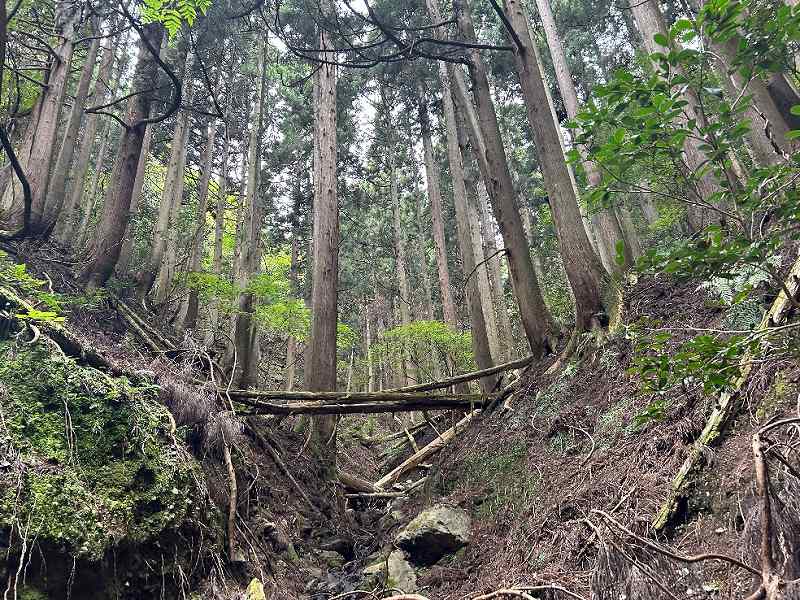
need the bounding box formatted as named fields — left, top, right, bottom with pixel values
left=0, top=342, right=207, bottom=560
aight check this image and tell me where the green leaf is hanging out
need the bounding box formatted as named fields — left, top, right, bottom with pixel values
left=653, top=32, right=670, bottom=47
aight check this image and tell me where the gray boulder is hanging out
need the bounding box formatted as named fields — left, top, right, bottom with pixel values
left=395, top=504, right=470, bottom=565
left=386, top=549, right=417, bottom=592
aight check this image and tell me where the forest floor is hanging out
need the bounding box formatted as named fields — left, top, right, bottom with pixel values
left=1, top=241, right=799, bottom=599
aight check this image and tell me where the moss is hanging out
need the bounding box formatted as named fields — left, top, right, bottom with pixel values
left=0, top=342, right=208, bottom=561
left=756, top=373, right=794, bottom=421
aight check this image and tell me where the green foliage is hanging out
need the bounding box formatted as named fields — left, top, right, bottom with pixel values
left=572, top=0, right=800, bottom=410
left=372, top=320, right=474, bottom=380
left=141, top=0, right=212, bottom=36
left=0, top=343, right=210, bottom=560
left=0, top=254, right=62, bottom=313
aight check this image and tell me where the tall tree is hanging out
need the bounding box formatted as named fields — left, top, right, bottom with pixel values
left=417, top=86, right=458, bottom=328
left=137, top=47, right=195, bottom=302
left=437, top=0, right=555, bottom=355
left=45, top=21, right=101, bottom=236
left=228, top=37, right=268, bottom=389
left=1, top=0, right=81, bottom=235
left=79, top=22, right=167, bottom=289
left=498, top=0, right=608, bottom=332
left=533, top=0, right=632, bottom=274
left=306, top=0, right=340, bottom=481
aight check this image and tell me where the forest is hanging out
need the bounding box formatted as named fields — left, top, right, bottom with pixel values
left=0, top=0, right=799, bottom=597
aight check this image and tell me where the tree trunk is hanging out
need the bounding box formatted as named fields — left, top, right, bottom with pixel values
left=306, top=0, right=340, bottom=482
left=501, top=0, right=608, bottom=331
left=434, top=60, right=498, bottom=392
left=79, top=23, right=166, bottom=290
left=630, top=0, right=724, bottom=231
left=391, top=154, right=415, bottom=387
left=179, top=118, right=219, bottom=332
left=136, top=48, right=194, bottom=302
left=45, top=25, right=101, bottom=235
left=413, top=172, right=435, bottom=321
left=285, top=221, right=300, bottom=390
left=205, top=122, right=230, bottom=347
left=229, top=39, right=268, bottom=390
left=75, top=121, right=113, bottom=249
left=417, top=89, right=458, bottom=328
left=55, top=33, right=122, bottom=244
left=445, top=0, right=555, bottom=353
left=533, top=0, right=630, bottom=275
left=365, top=303, right=374, bottom=392
left=115, top=124, right=153, bottom=274
left=476, top=180, right=513, bottom=359
left=114, top=34, right=166, bottom=274
left=3, top=0, right=81, bottom=236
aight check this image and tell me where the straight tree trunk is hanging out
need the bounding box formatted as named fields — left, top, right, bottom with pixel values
left=533, top=0, right=632, bottom=274
left=179, top=118, right=219, bottom=332
left=2, top=0, right=81, bottom=236
left=476, top=180, right=513, bottom=358
left=285, top=224, right=300, bottom=390
left=413, top=172, right=435, bottom=321
left=79, top=23, right=166, bottom=289
left=115, top=124, right=153, bottom=274
left=434, top=61, right=498, bottom=392
left=444, top=0, right=556, bottom=354
left=229, top=38, right=268, bottom=389
left=205, top=122, right=230, bottom=347
left=55, top=35, right=121, bottom=245
left=365, top=303, right=374, bottom=392
left=136, top=47, right=194, bottom=301
left=500, top=0, right=608, bottom=331
left=391, top=154, right=415, bottom=387
left=44, top=25, right=101, bottom=235
left=75, top=121, right=113, bottom=248
left=417, top=87, right=458, bottom=328
left=306, top=0, right=340, bottom=482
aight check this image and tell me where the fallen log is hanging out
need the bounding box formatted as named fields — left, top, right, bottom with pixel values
left=652, top=254, right=800, bottom=530
left=383, top=354, right=534, bottom=393
left=374, top=411, right=481, bottom=490
left=344, top=491, right=405, bottom=499
left=227, top=389, right=491, bottom=403
left=339, top=471, right=378, bottom=493
left=237, top=397, right=490, bottom=416
left=108, top=293, right=177, bottom=352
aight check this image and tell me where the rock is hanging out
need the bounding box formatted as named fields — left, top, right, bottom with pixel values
left=361, top=559, right=387, bottom=588
left=395, top=504, right=470, bottom=565
left=320, top=537, right=354, bottom=560
left=386, top=549, right=417, bottom=593
left=318, top=549, right=345, bottom=568
left=246, top=578, right=266, bottom=600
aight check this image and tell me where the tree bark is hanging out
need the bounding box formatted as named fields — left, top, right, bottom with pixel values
left=115, top=123, right=153, bottom=274
left=446, top=0, right=556, bottom=352
left=229, top=38, right=268, bottom=389
left=533, top=0, right=631, bottom=274
left=417, top=89, right=458, bottom=328
left=501, top=0, right=608, bottom=331
left=391, top=153, right=415, bottom=387
left=413, top=171, right=435, bottom=321
left=205, top=121, right=230, bottom=347
left=138, top=49, right=196, bottom=303
left=435, top=60, right=498, bottom=393
left=79, top=23, right=166, bottom=290
left=55, top=33, right=122, bottom=245
left=2, top=0, right=81, bottom=236
left=44, top=24, right=101, bottom=235
left=179, top=118, right=219, bottom=332
left=476, top=180, right=513, bottom=359
left=306, top=0, right=340, bottom=481
left=75, top=120, right=113, bottom=249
